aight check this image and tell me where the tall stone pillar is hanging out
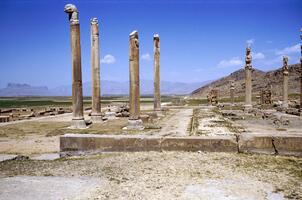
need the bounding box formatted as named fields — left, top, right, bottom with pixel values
left=244, top=47, right=253, bottom=110
left=282, top=56, right=289, bottom=108
left=153, top=34, right=161, bottom=113
left=127, top=31, right=143, bottom=130
left=230, top=81, right=235, bottom=105
left=64, top=4, right=86, bottom=129
left=90, top=18, right=102, bottom=122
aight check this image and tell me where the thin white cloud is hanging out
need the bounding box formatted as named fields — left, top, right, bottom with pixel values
left=262, top=55, right=291, bottom=66
left=276, top=44, right=300, bottom=55
left=246, top=38, right=255, bottom=46
left=253, top=52, right=265, bottom=60
left=266, top=40, right=273, bottom=44
left=141, top=53, right=151, bottom=61
left=217, top=57, right=243, bottom=68
left=101, top=54, right=116, bottom=64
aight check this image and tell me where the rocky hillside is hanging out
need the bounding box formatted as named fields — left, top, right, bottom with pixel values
left=191, top=64, right=301, bottom=98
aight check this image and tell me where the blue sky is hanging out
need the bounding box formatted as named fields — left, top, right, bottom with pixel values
left=0, top=0, right=301, bottom=88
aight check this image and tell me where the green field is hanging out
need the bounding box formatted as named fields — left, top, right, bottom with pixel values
left=0, top=96, right=181, bottom=108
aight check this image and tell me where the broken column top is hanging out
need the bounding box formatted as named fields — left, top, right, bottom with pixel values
left=130, top=30, right=138, bottom=38
left=283, top=56, right=289, bottom=75
left=64, top=4, right=79, bottom=24
left=230, top=81, right=235, bottom=88
left=246, top=46, right=251, bottom=53
left=245, top=46, right=252, bottom=69
left=154, top=33, right=160, bottom=39
left=283, top=56, right=288, bottom=65
left=90, top=18, right=98, bottom=25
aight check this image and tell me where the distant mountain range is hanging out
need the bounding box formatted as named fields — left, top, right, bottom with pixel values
left=191, top=63, right=301, bottom=98
left=0, top=80, right=210, bottom=97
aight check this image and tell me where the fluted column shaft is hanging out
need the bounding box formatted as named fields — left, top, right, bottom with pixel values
left=64, top=4, right=84, bottom=122
left=91, top=18, right=101, bottom=118
left=245, top=47, right=252, bottom=108
left=282, top=56, right=289, bottom=108
left=230, top=82, right=235, bottom=105
left=129, top=31, right=140, bottom=120
left=153, top=34, right=161, bottom=111
left=64, top=4, right=86, bottom=128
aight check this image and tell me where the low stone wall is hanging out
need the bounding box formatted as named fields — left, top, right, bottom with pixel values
left=60, top=134, right=238, bottom=156
left=239, top=133, right=302, bottom=157
left=60, top=133, right=302, bottom=157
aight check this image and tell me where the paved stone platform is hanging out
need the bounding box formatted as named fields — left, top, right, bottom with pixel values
left=60, top=133, right=302, bottom=157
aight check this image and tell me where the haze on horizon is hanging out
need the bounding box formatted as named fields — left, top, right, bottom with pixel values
left=0, top=0, right=301, bottom=89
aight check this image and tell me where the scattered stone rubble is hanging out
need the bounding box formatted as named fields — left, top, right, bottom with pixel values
left=207, top=90, right=218, bottom=106
left=99, top=104, right=130, bottom=120
left=0, top=107, right=72, bottom=123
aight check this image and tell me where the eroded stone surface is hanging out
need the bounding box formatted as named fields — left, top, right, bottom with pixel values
left=0, top=176, right=102, bottom=200
left=182, top=179, right=284, bottom=200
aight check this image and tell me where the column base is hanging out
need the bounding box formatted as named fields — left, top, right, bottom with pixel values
left=282, top=102, right=288, bottom=108
left=91, top=115, right=103, bottom=122
left=153, top=110, right=164, bottom=117
left=70, top=118, right=87, bottom=129
left=126, top=119, right=144, bottom=130
left=244, top=104, right=253, bottom=112
left=104, top=111, right=116, bottom=120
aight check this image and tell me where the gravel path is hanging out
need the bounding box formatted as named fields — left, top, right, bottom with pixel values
left=157, top=108, right=192, bottom=136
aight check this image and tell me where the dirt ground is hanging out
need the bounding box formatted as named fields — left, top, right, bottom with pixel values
left=1, top=105, right=302, bottom=155
left=0, top=152, right=301, bottom=200
left=0, top=106, right=196, bottom=155
left=0, top=105, right=302, bottom=199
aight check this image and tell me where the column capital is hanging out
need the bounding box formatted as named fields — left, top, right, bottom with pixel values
left=230, top=81, right=235, bottom=90
left=283, top=56, right=289, bottom=75
left=90, top=18, right=99, bottom=25
left=64, top=4, right=79, bottom=25
left=245, top=47, right=252, bottom=70
left=130, top=30, right=138, bottom=38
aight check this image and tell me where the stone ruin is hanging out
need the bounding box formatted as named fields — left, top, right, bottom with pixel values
left=244, top=46, right=253, bottom=110
left=260, top=89, right=272, bottom=105
left=64, top=4, right=86, bottom=129
left=230, top=81, right=235, bottom=105
left=0, top=107, right=72, bottom=123
left=207, top=89, right=218, bottom=106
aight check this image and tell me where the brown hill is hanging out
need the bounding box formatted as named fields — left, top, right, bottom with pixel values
left=191, top=64, right=301, bottom=99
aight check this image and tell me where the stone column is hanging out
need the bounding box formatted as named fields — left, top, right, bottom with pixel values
left=282, top=56, right=289, bottom=108
left=244, top=47, right=253, bottom=110
left=153, top=34, right=161, bottom=114
left=64, top=4, right=86, bottom=129
left=90, top=18, right=102, bottom=122
left=127, top=31, right=143, bottom=130
left=230, top=81, right=235, bottom=105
